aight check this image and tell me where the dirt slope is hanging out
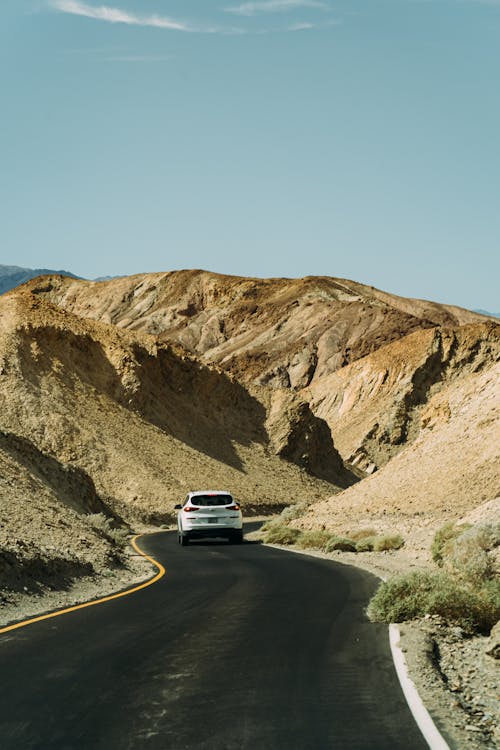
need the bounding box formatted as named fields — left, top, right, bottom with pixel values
left=297, top=360, right=500, bottom=554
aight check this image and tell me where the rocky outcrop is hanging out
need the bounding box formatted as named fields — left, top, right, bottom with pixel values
left=305, top=322, right=500, bottom=472
left=263, top=390, right=354, bottom=486
left=485, top=621, right=500, bottom=659
left=0, top=430, right=111, bottom=516
left=297, top=362, right=500, bottom=538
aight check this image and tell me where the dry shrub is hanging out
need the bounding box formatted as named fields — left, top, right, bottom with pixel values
left=279, top=503, right=308, bottom=523
left=263, top=525, right=302, bottom=545
left=260, top=519, right=279, bottom=533
left=431, top=522, right=471, bottom=565
left=325, top=536, right=357, bottom=553
left=86, top=513, right=129, bottom=548
left=296, top=530, right=332, bottom=550
left=367, top=570, right=500, bottom=634
left=355, top=537, right=375, bottom=552
left=373, top=534, right=404, bottom=552
left=448, top=523, right=500, bottom=585
left=348, top=528, right=377, bottom=542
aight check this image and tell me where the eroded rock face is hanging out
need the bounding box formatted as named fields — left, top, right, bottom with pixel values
left=25, top=270, right=490, bottom=390
left=263, top=389, right=353, bottom=486
left=24, top=271, right=498, bottom=472
left=305, top=322, right=500, bottom=471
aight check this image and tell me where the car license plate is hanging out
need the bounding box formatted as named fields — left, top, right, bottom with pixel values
left=208, top=518, right=218, bottom=524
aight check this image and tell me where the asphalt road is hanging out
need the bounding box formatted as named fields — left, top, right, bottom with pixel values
left=0, top=527, right=429, bottom=750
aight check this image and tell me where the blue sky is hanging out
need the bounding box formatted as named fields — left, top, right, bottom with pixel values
left=1, top=0, right=499, bottom=310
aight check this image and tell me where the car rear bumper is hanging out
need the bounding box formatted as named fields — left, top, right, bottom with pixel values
left=185, top=528, right=243, bottom=540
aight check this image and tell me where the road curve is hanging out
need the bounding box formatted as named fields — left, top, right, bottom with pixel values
left=0, top=528, right=429, bottom=750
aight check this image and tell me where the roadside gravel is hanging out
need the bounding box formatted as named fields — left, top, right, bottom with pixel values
left=0, top=534, right=155, bottom=630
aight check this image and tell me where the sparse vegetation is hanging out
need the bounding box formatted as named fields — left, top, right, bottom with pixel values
left=86, top=513, right=129, bottom=548
left=368, top=521, right=500, bottom=633
left=372, top=534, right=404, bottom=552
left=367, top=570, right=500, bottom=634
left=278, top=503, right=308, bottom=523
left=296, top=530, right=331, bottom=550
left=355, top=537, right=376, bottom=552
left=325, top=536, right=357, bottom=553
left=347, top=528, right=377, bottom=542
left=263, top=524, right=302, bottom=545
left=431, top=522, right=470, bottom=565
left=260, top=520, right=404, bottom=556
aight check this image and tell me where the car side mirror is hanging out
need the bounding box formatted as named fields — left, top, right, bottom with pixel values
left=174, top=504, right=181, bottom=510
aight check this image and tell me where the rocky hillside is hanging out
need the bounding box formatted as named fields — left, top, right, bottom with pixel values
left=27, top=270, right=498, bottom=471
left=0, top=285, right=355, bottom=601
left=2, top=270, right=498, bottom=612
left=25, top=271, right=491, bottom=389
left=297, top=358, right=500, bottom=556
left=305, top=321, right=499, bottom=473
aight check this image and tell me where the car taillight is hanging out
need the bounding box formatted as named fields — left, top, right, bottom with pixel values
left=226, top=504, right=240, bottom=510
left=184, top=506, right=200, bottom=512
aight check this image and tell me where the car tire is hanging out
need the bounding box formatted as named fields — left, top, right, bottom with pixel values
left=230, top=531, right=243, bottom=544
left=179, top=532, right=190, bottom=546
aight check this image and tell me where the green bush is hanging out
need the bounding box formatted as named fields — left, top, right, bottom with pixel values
left=367, top=570, right=500, bottom=634
left=263, top=525, right=302, bottom=545
left=296, top=530, right=332, bottom=550
left=373, top=534, right=404, bottom=552
left=431, top=522, right=470, bottom=565
left=86, top=513, right=129, bottom=548
left=325, top=536, right=357, bottom=553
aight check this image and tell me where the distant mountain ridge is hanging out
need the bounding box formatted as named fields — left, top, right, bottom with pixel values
left=474, top=309, right=500, bottom=319
left=0, top=264, right=80, bottom=295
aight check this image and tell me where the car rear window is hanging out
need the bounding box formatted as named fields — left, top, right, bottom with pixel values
left=192, top=495, right=233, bottom=507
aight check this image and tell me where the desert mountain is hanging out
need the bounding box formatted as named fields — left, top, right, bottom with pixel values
left=0, top=285, right=354, bottom=594
left=2, top=269, right=498, bottom=606
left=26, top=271, right=491, bottom=392
left=26, top=271, right=498, bottom=470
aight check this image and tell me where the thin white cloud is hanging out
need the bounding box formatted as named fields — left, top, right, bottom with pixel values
left=286, top=21, right=315, bottom=30
left=225, top=0, right=328, bottom=16
left=49, top=1, right=212, bottom=32
left=285, top=18, right=339, bottom=31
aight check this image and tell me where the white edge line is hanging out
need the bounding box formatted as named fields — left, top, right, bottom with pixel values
left=265, top=543, right=452, bottom=750
left=389, top=624, right=451, bottom=750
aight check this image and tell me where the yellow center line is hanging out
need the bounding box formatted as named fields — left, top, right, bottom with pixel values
left=0, top=533, right=166, bottom=636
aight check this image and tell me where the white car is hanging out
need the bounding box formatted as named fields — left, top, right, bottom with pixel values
left=175, top=491, right=243, bottom=546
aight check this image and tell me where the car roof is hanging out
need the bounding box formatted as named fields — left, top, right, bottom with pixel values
left=188, top=490, right=232, bottom=497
